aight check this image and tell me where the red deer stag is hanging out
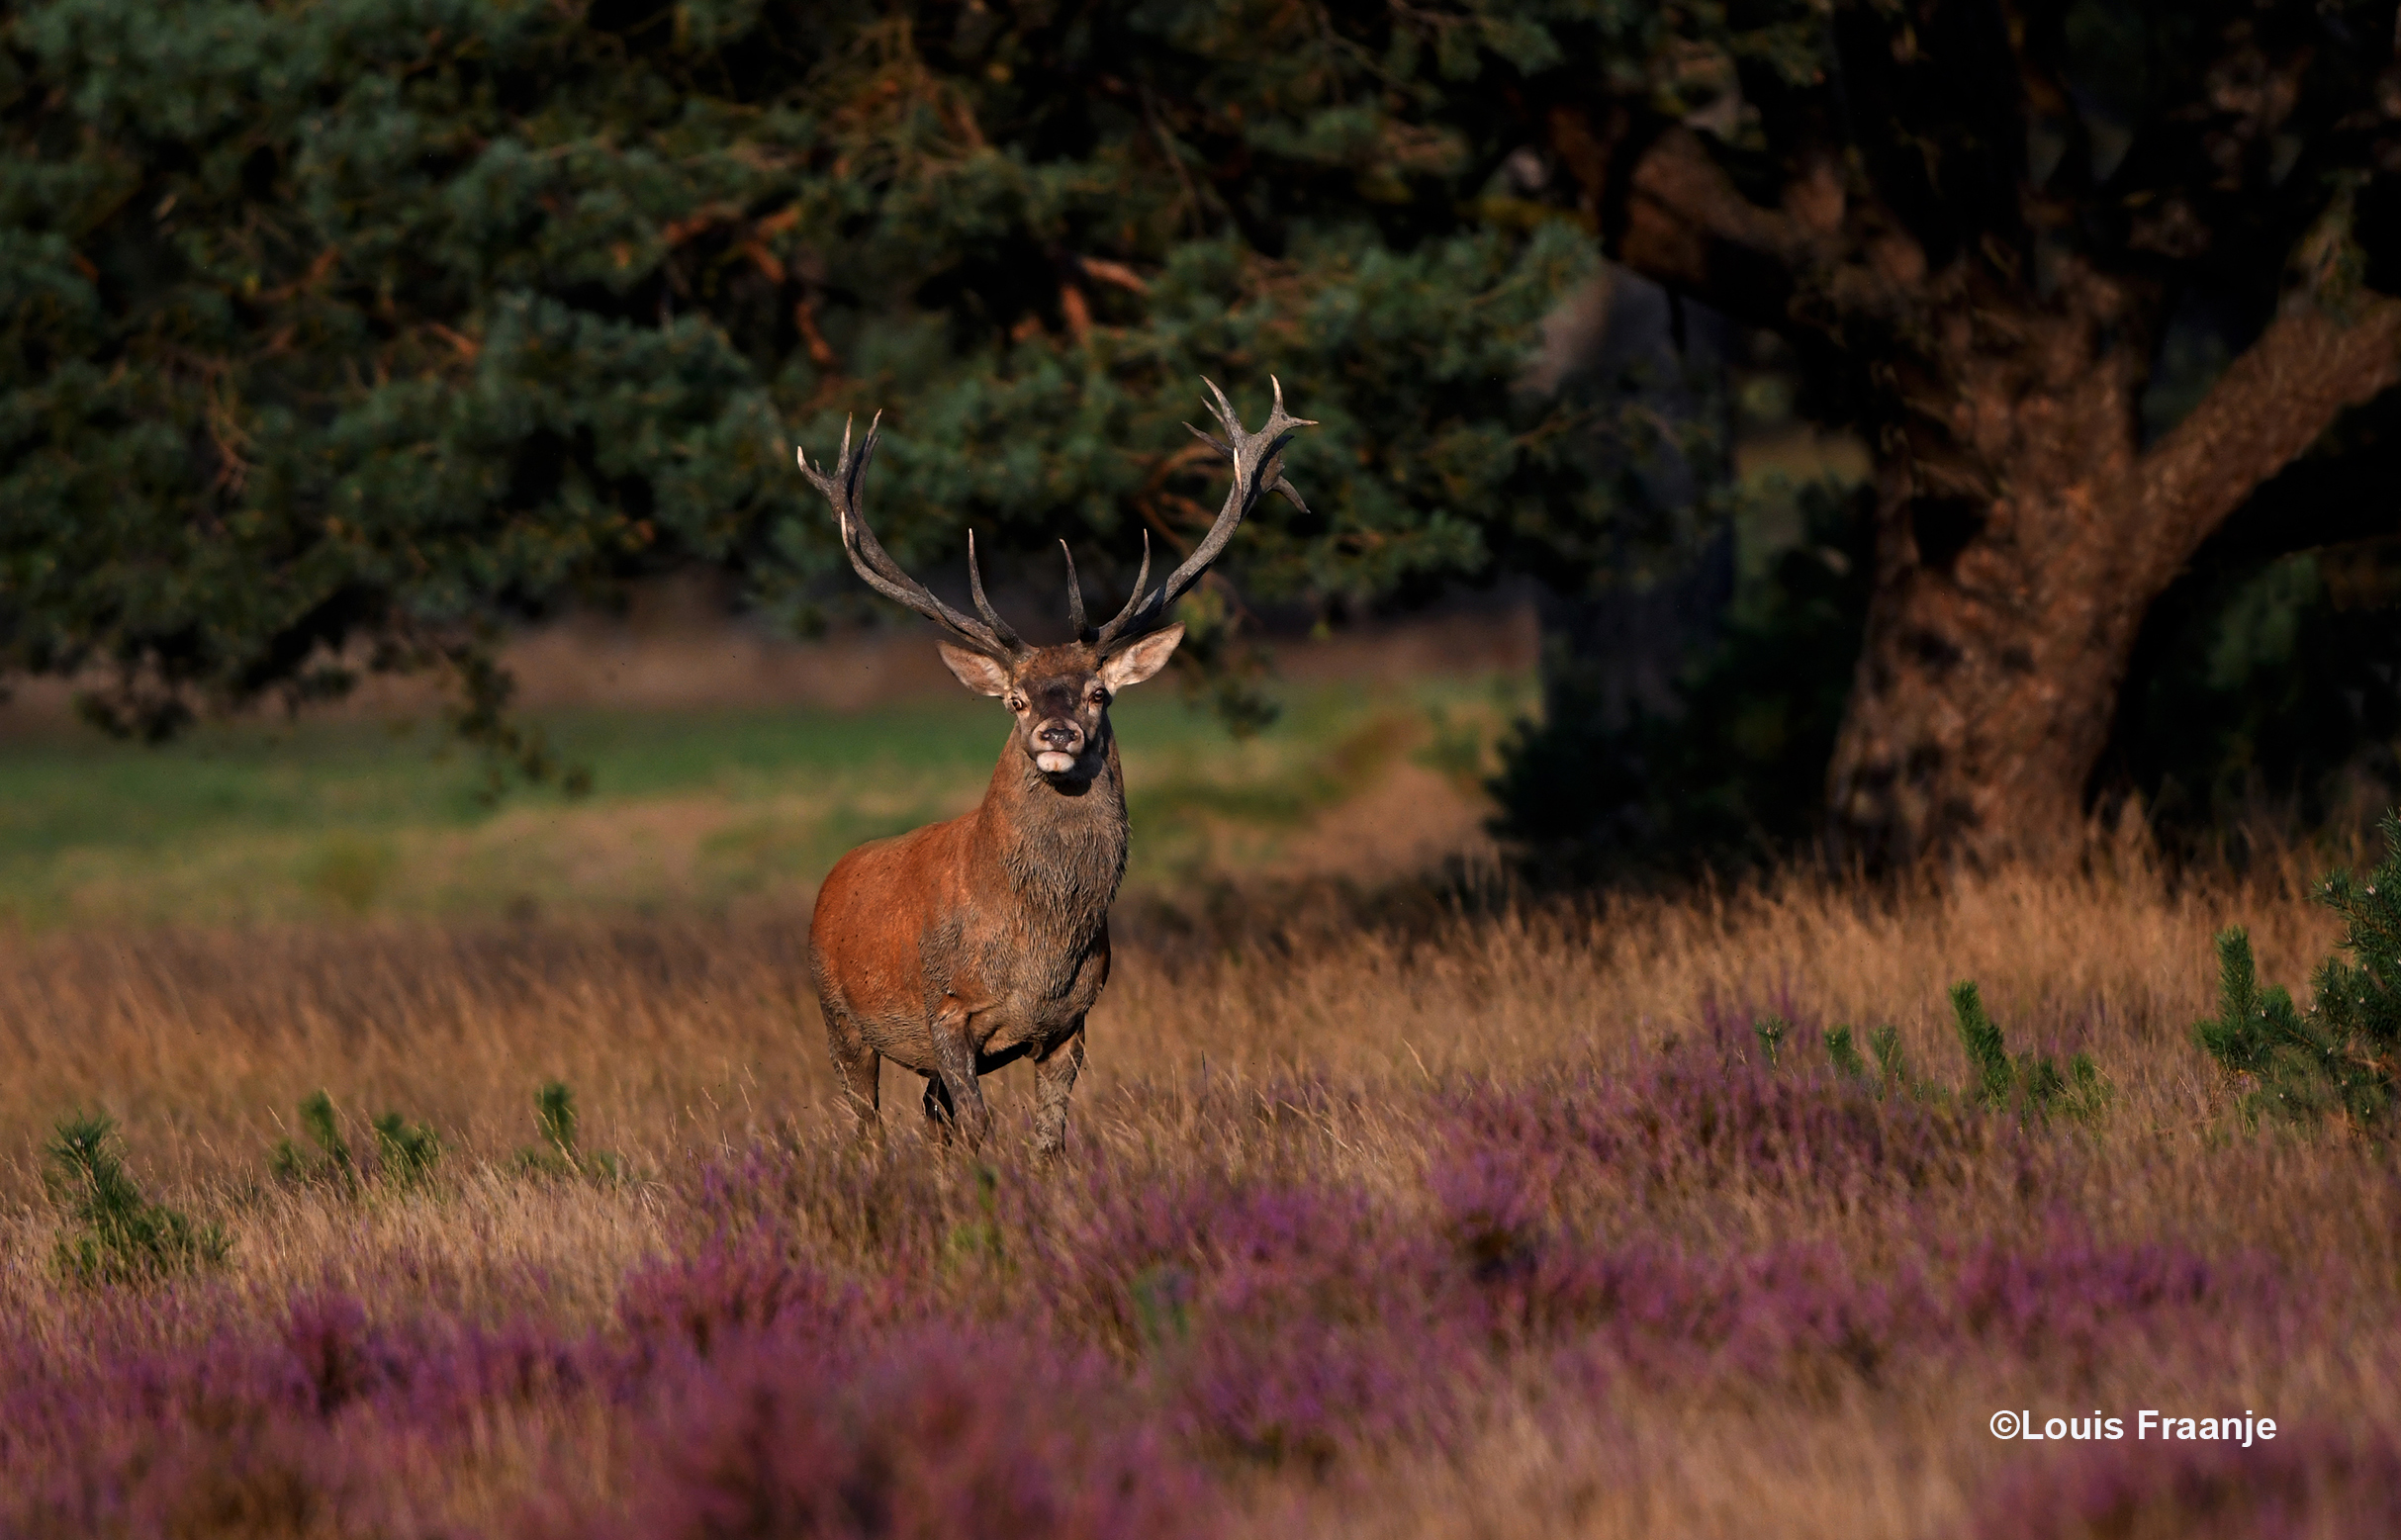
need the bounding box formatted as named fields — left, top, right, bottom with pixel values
left=797, top=379, right=1312, bottom=1151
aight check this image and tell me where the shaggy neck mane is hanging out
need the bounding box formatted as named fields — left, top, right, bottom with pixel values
left=978, top=740, right=1128, bottom=938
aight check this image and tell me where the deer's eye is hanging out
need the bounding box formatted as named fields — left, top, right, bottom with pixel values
left=1005, top=695, right=1026, bottom=712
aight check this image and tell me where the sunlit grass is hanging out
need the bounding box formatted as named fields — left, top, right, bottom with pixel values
left=0, top=673, right=1533, bottom=928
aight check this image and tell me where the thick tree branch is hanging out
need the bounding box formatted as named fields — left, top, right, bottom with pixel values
left=1556, top=116, right=1916, bottom=337
left=2134, top=295, right=2401, bottom=584
left=1552, top=115, right=1798, bottom=328
left=1613, top=128, right=1808, bottom=321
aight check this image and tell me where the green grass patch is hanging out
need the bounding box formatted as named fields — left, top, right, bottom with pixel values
left=0, top=674, right=1529, bottom=928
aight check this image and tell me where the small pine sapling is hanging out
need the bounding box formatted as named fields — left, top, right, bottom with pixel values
left=516, top=1081, right=622, bottom=1181
left=1827, top=1022, right=1918, bottom=1098
left=1751, top=1015, right=1789, bottom=1068
left=2196, top=811, right=2401, bottom=1128
left=371, top=1113, right=442, bottom=1185
left=273, top=1091, right=442, bottom=1190
left=271, top=1090, right=358, bottom=1190
left=1823, top=1024, right=1870, bottom=1081
left=1870, top=1024, right=1912, bottom=1093
left=1950, top=982, right=2016, bottom=1109
left=1948, top=981, right=2111, bottom=1125
left=46, top=1113, right=231, bottom=1284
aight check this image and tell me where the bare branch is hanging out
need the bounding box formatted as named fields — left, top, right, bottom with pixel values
left=1552, top=113, right=1908, bottom=334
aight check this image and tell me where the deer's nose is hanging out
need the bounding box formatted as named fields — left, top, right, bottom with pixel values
left=1037, top=722, right=1081, bottom=750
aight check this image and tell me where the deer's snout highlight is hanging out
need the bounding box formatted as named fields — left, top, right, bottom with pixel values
left=1033, top=718, right=1085, bottom=772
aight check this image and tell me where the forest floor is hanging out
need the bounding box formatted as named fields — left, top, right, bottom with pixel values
left=2, top=614, right=2394, bottom=1537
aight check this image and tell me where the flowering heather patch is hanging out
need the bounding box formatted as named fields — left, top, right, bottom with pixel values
left=1, top=868, right=2392, bottom=1536
left=0, top=1042, right=2356, bottom=1538
left=601, top=1327, right=1207, bottom=1540
left=1979, top=1426, right=2401, bottom=1540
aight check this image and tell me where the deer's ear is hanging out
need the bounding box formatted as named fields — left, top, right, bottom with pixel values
left=1099, top=624, right=1185, bottom=691
left=938, top=642, right=1013, bottom=697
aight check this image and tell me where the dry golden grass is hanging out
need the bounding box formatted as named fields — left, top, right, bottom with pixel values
left=5, top=847, right=2395, bottom=1537
left=0, top=848, right=2345, bottom=1194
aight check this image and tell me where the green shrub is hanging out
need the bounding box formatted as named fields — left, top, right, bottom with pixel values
left=1869, top=1024, right=1910, bottom=1089
left=2196, top=810, right=2401, bottom=1127
left=1751, top=1015, right=1790, bottom=1068
left=1810, top=1019, right=1917, bottom=1101
left=272, top=1091, right=441, bottom=1190
left=1822, top=1024, right=1870, bottom=1081
left=515, top=1082, right=622, bottom=1182
left=46, top=1113, right=230, bottom=1284
left=271, top=1090, right=358, bottom=1190
left=372, top=1113, right=444, bottom=1186
left=1948, top=982, right=2112, bottom=1126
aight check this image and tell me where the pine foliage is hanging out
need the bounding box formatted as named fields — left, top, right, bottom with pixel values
left=45, top=1112, right=230, bottom=1284
left=271, top=1089, right=442, bottom=1189
left=373, top=1112, right=444, bottom=1185
left=2197, top=811, right=2401, bottom=1127
left=0, top=1, right=1679, bottom=752
left=1948, top=981, right=2111, bottom=1126
left=1772, top=994, right=2109, bottom=1126
left=516, top=1080, right=622, bottom=1181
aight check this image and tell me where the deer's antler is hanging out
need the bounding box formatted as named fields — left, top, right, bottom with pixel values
left=797, top=414, right=1026, bottom=662
left=1090, top=376, right=1314, bottom=654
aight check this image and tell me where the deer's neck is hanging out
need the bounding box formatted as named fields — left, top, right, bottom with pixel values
left=975, top=740, right=1129, bottom=938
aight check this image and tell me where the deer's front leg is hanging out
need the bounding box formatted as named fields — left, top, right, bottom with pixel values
left=924, top=991, right=993, bottom=1146
left=1031, top=1020, right=1085, bottom=1157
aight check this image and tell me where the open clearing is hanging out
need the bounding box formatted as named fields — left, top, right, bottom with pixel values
left=3, top=640, right=2396, bottom=1537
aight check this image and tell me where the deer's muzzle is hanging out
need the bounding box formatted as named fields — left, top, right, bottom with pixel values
left=1033, top=721, right=1084, bottom=773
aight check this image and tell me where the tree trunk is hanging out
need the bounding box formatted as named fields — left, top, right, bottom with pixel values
left=1827, top=286, right=2401, bottom=865
left=1543, top=114, right=2401, bottom=866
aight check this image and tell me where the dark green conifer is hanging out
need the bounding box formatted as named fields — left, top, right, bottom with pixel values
left=2197, top=811, right=2401, bottom=1127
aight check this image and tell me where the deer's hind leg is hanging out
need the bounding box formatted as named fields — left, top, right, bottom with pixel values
left=821, top=998, right=882, bottom=1141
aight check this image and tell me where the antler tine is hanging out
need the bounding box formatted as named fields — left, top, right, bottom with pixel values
left=1092, top=530, right=1152, bottom=644
left=1200, top=376, right=1242, bottom=440
left=1060, top=541, right=1089, bottom=641
left=965, top=531, right=1025, bottom=652
left=1093, top=377, right=1312, bottom=653
left=797, top=413, right=1021, bottom=661
left=1099, top=529, right=1152, bottom=638
left=1183, top=415, right=1308, bottom=513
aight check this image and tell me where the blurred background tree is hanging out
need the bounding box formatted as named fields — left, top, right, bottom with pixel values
left=0, top=0, right=1661, bottom=771
left=8, top=0, right=2401, bottom=871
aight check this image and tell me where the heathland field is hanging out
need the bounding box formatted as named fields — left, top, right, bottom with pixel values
left=4, top=647, right=2399, bottom=1537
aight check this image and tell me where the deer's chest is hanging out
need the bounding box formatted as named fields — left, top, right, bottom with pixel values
left=951, top=891, right=1101, bottom=1019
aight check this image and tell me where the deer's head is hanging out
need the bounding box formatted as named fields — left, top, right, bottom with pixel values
left=797, top=379, right=1313, bottom=786
left=935, top=634, right=1182, bottom=781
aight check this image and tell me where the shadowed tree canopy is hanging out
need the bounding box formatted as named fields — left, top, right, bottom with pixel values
left=1, top=0, right=1684, bottom=767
